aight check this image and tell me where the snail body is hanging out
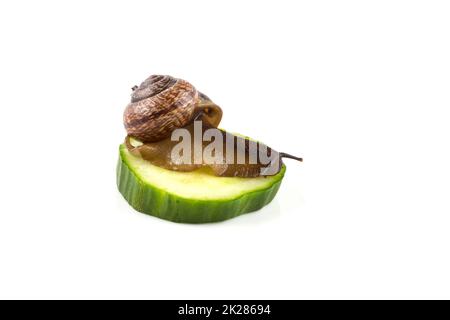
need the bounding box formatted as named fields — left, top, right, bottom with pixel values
left=126, top=121, right=284, bottom=177
left=123, top=75, right=302, bottom=177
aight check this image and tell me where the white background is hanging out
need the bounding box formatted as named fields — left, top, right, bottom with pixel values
left=0, top=0, right=449, bottom=299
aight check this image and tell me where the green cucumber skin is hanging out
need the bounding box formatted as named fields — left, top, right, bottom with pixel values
left=117, top=145, right=285, bottom=223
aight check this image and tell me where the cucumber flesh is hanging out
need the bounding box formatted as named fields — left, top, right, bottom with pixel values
left=117, top=144, right=285, bottom=223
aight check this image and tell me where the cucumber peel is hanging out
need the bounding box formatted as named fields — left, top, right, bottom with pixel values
left=117, top=144, right=286, bottom=223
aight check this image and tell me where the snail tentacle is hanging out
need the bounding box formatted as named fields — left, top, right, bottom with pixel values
left=279, top=152, right=303, bottom=162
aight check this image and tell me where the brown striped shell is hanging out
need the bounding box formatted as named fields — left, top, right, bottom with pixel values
left=124, top=75, right=199, bottom=142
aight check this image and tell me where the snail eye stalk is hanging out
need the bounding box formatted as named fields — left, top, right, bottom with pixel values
left=279, top=153, right=303, bottom=162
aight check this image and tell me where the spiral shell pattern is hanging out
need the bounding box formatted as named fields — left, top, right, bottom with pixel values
left=124, top=75, right=198, bottom=142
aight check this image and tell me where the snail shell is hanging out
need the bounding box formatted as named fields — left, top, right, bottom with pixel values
left=124, top=75, right=222, bottom=142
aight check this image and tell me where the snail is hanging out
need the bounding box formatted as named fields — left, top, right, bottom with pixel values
left=123, top=75, right=302, bottom=177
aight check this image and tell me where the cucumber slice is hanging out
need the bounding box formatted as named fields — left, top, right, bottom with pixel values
left=117, top=144, right=286, bottom=223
